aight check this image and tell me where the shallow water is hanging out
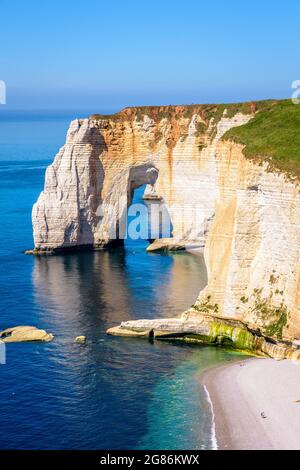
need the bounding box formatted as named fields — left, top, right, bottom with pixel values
left=0, top=112, right=242, bottom=449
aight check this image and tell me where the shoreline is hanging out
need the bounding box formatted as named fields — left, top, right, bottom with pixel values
left=202, top=383, right=218, bottom=450
left=201, top=357, right=300, bottom=450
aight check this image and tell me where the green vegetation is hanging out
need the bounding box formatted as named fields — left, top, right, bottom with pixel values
left=195, top=121, right=207, bottom=137
left=182, top=322, right=256, bottom=352
left=192, top=295, right=219, bottom=314
left=269, top=274, right=278, bottom=285
left=209, top=322, right=255, bottom=350
left=265, top=312, right=288, bottom=340
left=223, top=99, right=300, bottom=178
left=250, top=285, right=289, bottom=340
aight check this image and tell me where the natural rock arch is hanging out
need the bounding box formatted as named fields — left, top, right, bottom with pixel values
left=31, top=107, right=300, bottom=345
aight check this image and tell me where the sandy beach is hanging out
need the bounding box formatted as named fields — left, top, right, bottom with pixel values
left=202, top=357, right=300, bottom=450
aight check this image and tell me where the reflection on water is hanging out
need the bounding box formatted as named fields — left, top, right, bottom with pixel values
left=0, top=159, right=242, bottom=451
left=33, top=247, right=207, bottom=332
left=25, top=245, right=212, bottom=450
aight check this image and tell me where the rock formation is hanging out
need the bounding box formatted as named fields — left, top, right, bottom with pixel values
left=74, top=335, right=86, bottom=344
left=0, top=326, right=54, bottom=343
left=31, top=102, right=300, bottom=357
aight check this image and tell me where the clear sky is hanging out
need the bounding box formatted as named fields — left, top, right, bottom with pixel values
left=1, top=0, right=299, bottom=111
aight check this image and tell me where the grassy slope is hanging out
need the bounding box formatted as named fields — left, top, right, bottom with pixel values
left=223, top=99, right=300, bottom=179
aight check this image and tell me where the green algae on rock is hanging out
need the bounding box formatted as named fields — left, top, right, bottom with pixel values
left=106, top=309, right=300, bottom=362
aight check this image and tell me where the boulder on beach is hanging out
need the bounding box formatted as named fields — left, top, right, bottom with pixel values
left=0, top=326, right=54, bottom=343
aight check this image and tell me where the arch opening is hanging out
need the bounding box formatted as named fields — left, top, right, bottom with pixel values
left=121, top=165, right=173, bottom=246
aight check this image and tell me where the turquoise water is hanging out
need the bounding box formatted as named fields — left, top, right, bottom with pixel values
left=0, top=111, right=241, bottom=450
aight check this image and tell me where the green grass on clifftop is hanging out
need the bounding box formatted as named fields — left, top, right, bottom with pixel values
left=223, top=99, right=300, bottom=179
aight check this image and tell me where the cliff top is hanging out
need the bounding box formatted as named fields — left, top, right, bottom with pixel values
left=90, top=99, right=275, bottom=124
left=91, top=99, right=300, bottom=179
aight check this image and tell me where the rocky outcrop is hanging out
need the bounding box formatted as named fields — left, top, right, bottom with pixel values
left=0, top=326, right=54, bottom=343
left=142, top=183, right=162, bottom=201
left=74, top=335, right=86, bottom=344
left=106, top=313, right=300, bottom=361
left=146, top=238, right=187, bottom=252
left=31, top=103, right=300, bottom=352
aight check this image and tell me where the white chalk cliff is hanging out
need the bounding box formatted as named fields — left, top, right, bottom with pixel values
left=31, top=104, right=300, bottom=356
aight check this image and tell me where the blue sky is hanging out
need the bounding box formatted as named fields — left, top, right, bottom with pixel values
left=1, top=0, right=299, bottom=111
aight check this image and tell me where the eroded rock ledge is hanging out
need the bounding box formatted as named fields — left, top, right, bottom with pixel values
left=107, top=310, right=300, bottom=361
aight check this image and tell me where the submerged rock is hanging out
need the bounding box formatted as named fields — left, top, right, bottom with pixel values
left=0, top=326, right=54, bottom=343
left=24, top=249, right=55, bottom=256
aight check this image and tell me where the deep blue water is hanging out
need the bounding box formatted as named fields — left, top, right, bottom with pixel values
left=0, top=111, right=241, bottom=450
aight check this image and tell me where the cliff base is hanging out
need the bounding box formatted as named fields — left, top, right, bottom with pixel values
left=107, top=310, right=300, bottom=361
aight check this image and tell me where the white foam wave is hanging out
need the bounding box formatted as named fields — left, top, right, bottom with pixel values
left=203, top=385, right=218, bottom=450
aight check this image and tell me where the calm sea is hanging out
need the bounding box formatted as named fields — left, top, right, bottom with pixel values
left=0, top=110, right=241, bottom=450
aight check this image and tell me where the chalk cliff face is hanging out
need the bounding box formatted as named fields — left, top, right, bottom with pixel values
left=32, top=104, right=300, bottom=349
